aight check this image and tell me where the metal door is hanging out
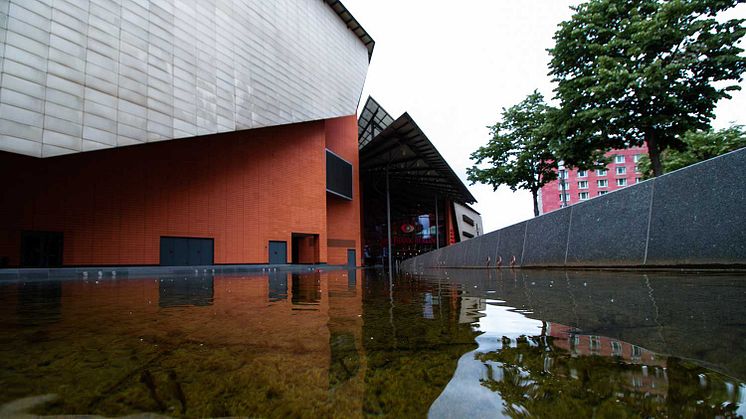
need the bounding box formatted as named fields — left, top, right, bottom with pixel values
left=347, top=249, right=356, bottom=267
left=269, top=241, right=287, bottom=265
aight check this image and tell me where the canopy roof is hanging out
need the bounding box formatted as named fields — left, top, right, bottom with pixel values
left=358, top=98, right=476, bottom=204
left=325, top=0, right=375, bottom=61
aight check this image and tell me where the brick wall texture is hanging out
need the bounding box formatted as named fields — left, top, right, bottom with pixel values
left=0, top=115, right=361, bottom=267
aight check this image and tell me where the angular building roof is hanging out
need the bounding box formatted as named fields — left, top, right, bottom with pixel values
left=325, top=0, right=376, bottom=60
left=359, top=98, right=476, bottom=204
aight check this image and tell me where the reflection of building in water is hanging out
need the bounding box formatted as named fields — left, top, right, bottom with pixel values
left=0, top=270, right=366, bottom=416
left=292, top=273, right=322, bottom=309
left=548, top=323, right=663, bottom=366
left=268, top=272, right=290, bottom=301
left=547, top=322, right=668, bottom=396
left=158, top=276, right=214, bottom=307
left=458, top=297, right=486, bottom=324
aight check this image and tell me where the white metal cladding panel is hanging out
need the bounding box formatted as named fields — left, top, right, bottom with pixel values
left=0, top=0, right=369, bottom=157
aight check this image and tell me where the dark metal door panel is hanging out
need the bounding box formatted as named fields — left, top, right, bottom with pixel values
left=173, top=238, right=189, bottom=266
left=269, top=241, right=287, bottom=265
left=20, top=231, right=63, bottom=268
left=188, top=239, right=201, bottom=265
left=160, top=237, right=174, bottom=266
left=200, top=239, right=214, bottom=265
left=347, top=249, right=356, bottom=267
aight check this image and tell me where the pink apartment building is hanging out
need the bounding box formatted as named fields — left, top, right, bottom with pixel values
left=539, top=145, right=648, bottom=214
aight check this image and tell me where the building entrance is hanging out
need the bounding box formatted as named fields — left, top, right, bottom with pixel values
left=20, top=231, right=64, bottom=268
left=160, top=237, right=214, bottom=266
left=291, top=234, right=320, bottom=264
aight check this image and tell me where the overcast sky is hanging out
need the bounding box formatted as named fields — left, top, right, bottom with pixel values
left=344, top=0, right=746, bottom=232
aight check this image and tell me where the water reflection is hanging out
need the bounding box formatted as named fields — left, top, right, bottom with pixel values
left=158, top=276, right=214, bottom=307
left=0, top=268, right=743, bottom=417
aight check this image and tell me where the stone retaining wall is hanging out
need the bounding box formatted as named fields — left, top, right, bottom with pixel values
left=402, top=147, right=746, bottom=271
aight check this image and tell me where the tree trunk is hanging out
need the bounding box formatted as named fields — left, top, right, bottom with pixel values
left=646, top=133, right=664, bottom=177
left=532, top=190, right=540, bottom=217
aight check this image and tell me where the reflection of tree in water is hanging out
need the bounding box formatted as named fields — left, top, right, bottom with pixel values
left=478, top=335, right=742, bottom=418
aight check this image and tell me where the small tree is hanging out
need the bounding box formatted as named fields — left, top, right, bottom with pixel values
left=638, top=125, right=746, bottom=177
left=467, top=91, right=558, bottom=217
left=549, top=0, right=746, bottom=177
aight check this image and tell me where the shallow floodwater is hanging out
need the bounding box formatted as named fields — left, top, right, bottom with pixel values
left=1, top=268, right=745, bottom=418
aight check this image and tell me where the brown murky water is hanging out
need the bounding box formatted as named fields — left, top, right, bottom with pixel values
left=0, top=268, right=745, bottom=418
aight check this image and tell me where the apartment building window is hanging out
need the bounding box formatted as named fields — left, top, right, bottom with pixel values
left=578, top=180, right=588, bottom=189
left=596, top=169, right=608, bottom=176
left=560, top=171, right=568, bottom=179
left=597, top=179, right=608, bottom=188
left=635, top=165, right=641, bottom=173
left=616, top=166, right=626, bottom=175
left=579, top=192, right=590, bottom=200
left=577, top=170, right=587, bottom=177
left=617, top=178, right=627, bottom=186
left=558, top=193, right=570, bottom=202
left=615, top=155, right=625, bottom=164
left=598, top=191, right=608, bottom=196
left=590, top=335, right=601, bottom=353
left=636, top=177, right=641, bottom=184
left=633, top=154, right=641, bottom=163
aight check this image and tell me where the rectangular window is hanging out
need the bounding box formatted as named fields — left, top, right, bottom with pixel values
left=597, top=179, right=608, bottom=187
left=635, top=164, right=641, bottom=173
left=577, top=170, right=587, bottom=177
left=560, top=171, right=568, bottom=179
left=615, top=155, right=625, bottom=164
left=633, top=154, right=641, bottom=163
left=617, top=178, right=627, bottom=186
left=558, top=193, right=570, bottom=202
left=636, top=177, right=641, bottom=184
left=598, top=191, right=608, bottom=196
left=326, top=149, right=353, bottom=200
left=578, top=180, right=588, bottom=189
left=596, top=169, right=608, bottom=176
left=462, top=214, right=475, bottom=226
left=616, top=166, right=626, bottom=175
left=579, top=192, right=589, bottom=200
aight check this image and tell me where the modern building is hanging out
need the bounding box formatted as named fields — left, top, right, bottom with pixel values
left=539, top=145, right=648, bottom=214
left=357, top=97, right=478, bottom=266
left=0, top=0, right=373, bottom=267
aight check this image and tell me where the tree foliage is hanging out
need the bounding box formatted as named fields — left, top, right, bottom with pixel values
left=467, top=91, right=557, bottom=217
left=549, top=0, right=746, bottom=177
left=638, top=125, right=746, bottom=177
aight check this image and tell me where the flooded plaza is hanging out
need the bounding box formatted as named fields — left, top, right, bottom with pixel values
left=1, top=268, right=745, bottom=418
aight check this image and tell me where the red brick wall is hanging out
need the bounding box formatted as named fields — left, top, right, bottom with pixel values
left=324, top=116, right=362, bottom=266
left=0, top=118, right=360, bottom=267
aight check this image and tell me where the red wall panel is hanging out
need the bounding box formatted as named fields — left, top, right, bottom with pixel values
left=0, top=117, right=359, bottom=267
left=324, top=116, right=362, bottom=266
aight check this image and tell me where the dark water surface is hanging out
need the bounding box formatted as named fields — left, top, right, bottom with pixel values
left=1, top=268, right=745, bottom=418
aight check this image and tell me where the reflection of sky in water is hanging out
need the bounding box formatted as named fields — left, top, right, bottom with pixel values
left=430, top=298, right=746, bottom=419
left=430, top=301, right=541, bottom=419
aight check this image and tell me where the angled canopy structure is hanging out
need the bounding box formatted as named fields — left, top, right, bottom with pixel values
left=359, top=99, right=476, bottom=205
left=358, top=97, right=477, bottom=268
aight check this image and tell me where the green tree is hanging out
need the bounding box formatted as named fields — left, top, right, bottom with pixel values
left=638, top=125, right=746, bottom=177
left=549, top=0, right=746, bottom=177
left=467, top=91, right=557, bottom=217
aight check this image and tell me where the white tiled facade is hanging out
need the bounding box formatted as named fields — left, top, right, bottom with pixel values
left=0, top=0, right=370, bottom=157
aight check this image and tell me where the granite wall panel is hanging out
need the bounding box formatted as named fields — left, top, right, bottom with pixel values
left=646, top=149, right=746, bottom=265
left=566, top=181, right=652, bottom=266
left=496, top=222, right=526, bottom=267
left=522, top=208, right=570, bottom=266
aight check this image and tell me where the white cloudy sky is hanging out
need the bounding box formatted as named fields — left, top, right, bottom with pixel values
left=344, top=0, right=746, bottom=232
